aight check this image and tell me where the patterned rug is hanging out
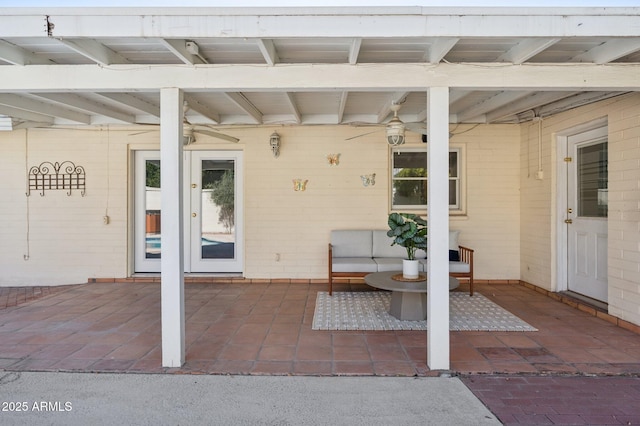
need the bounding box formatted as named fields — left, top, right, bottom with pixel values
left=312, top=291, right=537, bottom=331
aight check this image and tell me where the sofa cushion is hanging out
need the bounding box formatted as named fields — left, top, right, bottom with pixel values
left=331, top=257, right=378, bottom=273
left=372, top=229, right=427, bottom=259
left=450, top=261, right=470, bottom=273
left=373, top=257, right=404, bottom=272
left=330, top=230, right=373, bottom=258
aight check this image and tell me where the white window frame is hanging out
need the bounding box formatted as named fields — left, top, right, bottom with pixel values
left=390, top=145, right=465, bottom=214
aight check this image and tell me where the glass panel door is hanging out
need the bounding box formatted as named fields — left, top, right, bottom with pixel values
left=134, top=150, right=243, bottom=273
left=190, top=151, right=243, bottom=272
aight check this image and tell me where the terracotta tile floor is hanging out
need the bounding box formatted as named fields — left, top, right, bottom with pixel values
left=1, top=281, right=638, bottom=377
left=3, top=281, right=640, bottom=424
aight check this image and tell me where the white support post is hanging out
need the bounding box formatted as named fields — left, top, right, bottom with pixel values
left=160, top=87, right=185, bottom=367
left=426, top=87, right=450, bottom=371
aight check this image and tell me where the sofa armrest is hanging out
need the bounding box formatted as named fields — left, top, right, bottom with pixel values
left=456, top=245, right=474, bottom=296
left=458, top=245, right=474, bottom=264
left=328, top=243, right=333, bottom=295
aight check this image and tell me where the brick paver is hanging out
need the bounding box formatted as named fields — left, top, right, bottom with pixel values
left=462, top=375, right=640, bottom=425
left=0, top=286, right=71, bottom=309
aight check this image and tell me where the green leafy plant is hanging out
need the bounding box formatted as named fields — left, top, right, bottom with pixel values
left=386, top=212, right=428, bottom=260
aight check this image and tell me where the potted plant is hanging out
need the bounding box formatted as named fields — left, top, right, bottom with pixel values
left=387, top=212, right=428, bottom=279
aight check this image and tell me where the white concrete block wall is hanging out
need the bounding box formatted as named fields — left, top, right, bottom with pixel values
left=0, top=128, right=129, bottom=285
left=1, top=123, right=519, bottom=284
left=520, top=93, right=640, bottom=326
left=452, top=124, right=521, bottom=280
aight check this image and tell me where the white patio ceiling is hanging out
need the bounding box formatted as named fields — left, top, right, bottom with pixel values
left=0, top=7, right=639, bottom=132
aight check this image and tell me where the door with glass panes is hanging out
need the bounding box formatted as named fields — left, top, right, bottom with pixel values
left=134, top=150, right=243, bottom=273
left=566, top=127, right=608, bottom=302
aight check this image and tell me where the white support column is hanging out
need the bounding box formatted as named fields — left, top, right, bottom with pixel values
left=426, top=87, right=450, bottom=371
left=160, top=87, right=185, bottom=367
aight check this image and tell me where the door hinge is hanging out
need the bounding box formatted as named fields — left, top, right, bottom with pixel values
left=564, top=157, right=572, bottom=162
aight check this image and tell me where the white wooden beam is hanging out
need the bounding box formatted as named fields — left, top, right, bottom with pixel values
left=0, top=94, right=91, bottom=124
left=377, top=92, right=410, bottom=123
left=426, top=86, right=450, bottom=371
left=485, top=91, right=580, bottom=122
left=456, top=91, right=531, bottom=123
left=426, top=38, right=459, bottom=64
left=1, top=63, right=637, bottom=91
left=224, top=92, right=263, bottom=123
left=283, top=92, right=301, bottom=124
left=337, top=91, right=349, bottom=123
left=183, top=95, right=220, bottom=124
left=348, top=38, right=362, bottom=65
left=10, top=11, right=639, bottom=38
left=31, top=93, right=136, bottom=123
left=0, top=105, right=54, bottom=125
left=257, top=39, right=279, bottom=66
left=571, top=39, right=640, bottom=64
left=537, top=91, right=624, bottom=116
left=496, top=38, right=560, bottom=64
left=54, top=38, right=130, bottom=66
left=160, top=87, right=185, bottom=368
left=160, top=39, right=207, bottom=65
left=94, top=93, right=161, bottom=117
left=0, top=40, right=55, bottom=66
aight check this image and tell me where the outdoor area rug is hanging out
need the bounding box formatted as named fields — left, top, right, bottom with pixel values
left=312, top=291, right=537, bottom=332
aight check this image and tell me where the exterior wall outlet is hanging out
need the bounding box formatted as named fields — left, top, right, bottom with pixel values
left=103, top=215, right=110, bottom=225
left=535, top=170, right=544, bottom=180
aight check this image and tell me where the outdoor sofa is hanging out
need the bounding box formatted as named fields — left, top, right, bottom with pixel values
left=328, top=229, right=474, bottom=296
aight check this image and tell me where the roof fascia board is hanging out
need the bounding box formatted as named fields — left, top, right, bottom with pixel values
left=2, top=11, right=639, bottom=38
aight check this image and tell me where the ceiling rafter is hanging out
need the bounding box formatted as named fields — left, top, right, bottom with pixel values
left=425, top=38, right=459, bottom=64
left=570, top=39, right=640, bottom=64
left=0, top=40, right=55, bottom=66
left=0, top=105, right=54, bottom=125
left=160, top=39, right=207, bottom=65
left=183, top=95, right=220, bottom=124
left=94, top=93, right=160, bottom=117
left=224, top=92, right=263, bottom=124
left=283, top=92, right=301, bottom=124
left=496, top=38, right=560, bottom=64
left=485, top=91, right=581, bottom=122
left=456, top=91, right=532, bottom=123
left=348, top=38, right=362, bottom=65
left=54, top=38, right=130, bottom=66
left=257, top=39, right=279, bottom=66
left=0, top=94, right=91, bottom=124
left=537, top=92, right=626, bottom=116
left=337, top=91, right=349, bottom=123
left=31, top=93, right=135, bottom=123
left=377, top=92, right=410, bottom=123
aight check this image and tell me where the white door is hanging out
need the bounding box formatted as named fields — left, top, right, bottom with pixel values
left=566, top=127, right=608, bottom=302
left=134, top=150, right=244, bottom=273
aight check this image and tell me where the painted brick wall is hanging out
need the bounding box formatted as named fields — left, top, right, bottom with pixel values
left=520, top=93, right=640, bottom=326
left=1, top=123, right=520, bottom=285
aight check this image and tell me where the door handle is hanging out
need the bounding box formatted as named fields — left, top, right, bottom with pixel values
left=192, top=213, right=197, bottom=218
left=564, top=219, right=572, bottom=224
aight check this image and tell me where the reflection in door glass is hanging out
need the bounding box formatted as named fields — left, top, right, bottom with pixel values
left=145, top=160, right=161, bottom=258
left=201, top=160, right=235, bottom=259
left=578, top=141, right=607, bottom=218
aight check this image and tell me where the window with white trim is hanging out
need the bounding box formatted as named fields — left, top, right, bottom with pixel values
left=390, top=147, right=463, bottom=212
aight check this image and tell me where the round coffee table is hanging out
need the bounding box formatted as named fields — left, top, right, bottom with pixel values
left=364, top=271, right=459, bottom=321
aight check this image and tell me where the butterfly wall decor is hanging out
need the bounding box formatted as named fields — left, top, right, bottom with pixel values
left=292, top=179, right=309, bottom=191
left=360, top=173, right=376, bottom=187
left=327, top=153, right=340, bottom=166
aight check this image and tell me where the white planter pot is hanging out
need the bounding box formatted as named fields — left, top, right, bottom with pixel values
left=402, top=259, right=419, bottom=279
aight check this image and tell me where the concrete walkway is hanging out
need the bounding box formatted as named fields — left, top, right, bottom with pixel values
left=0, top=372, right=499, bottom=425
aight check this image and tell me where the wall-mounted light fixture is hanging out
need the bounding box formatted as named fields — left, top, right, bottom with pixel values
left=270, top=131, right=281, bottom=158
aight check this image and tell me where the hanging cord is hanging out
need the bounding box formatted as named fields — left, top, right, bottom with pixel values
left=104, top=126, right=111, bottom=223
left=24, top=129, right=30, bottom=260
